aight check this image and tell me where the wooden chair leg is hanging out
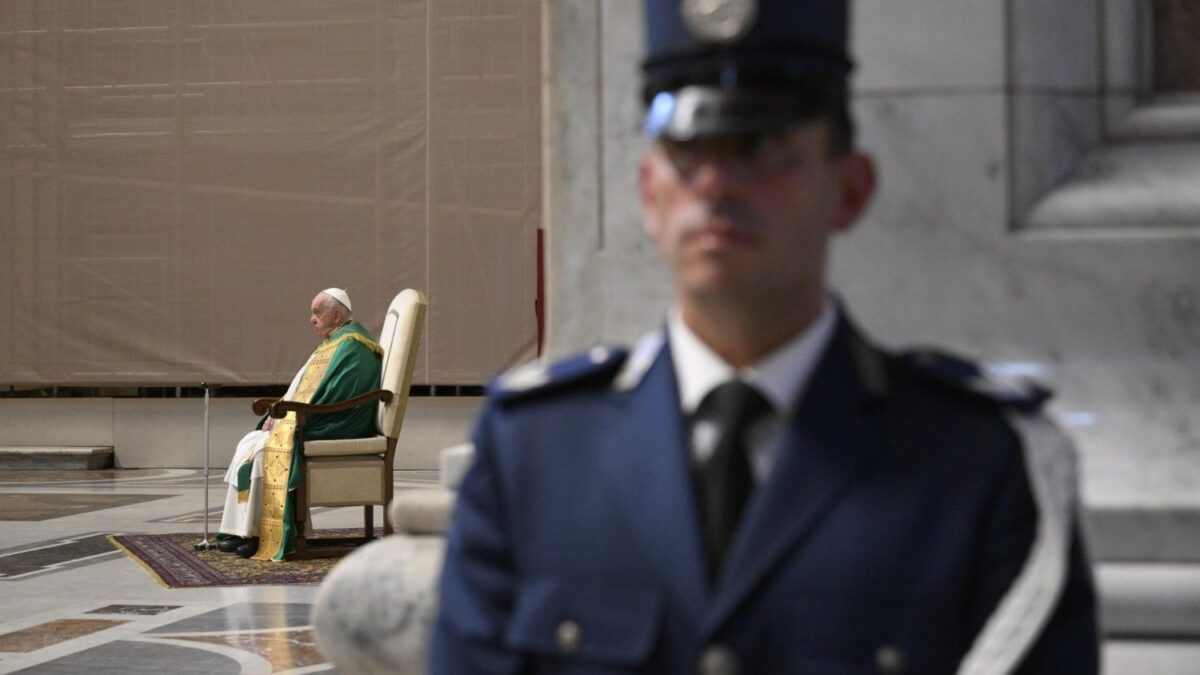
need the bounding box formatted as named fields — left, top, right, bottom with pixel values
left=364, top=504, right=374, bottom=540
left=383, top=475, right=394, bottom=537
left=295, top=483, right=309, bottom=558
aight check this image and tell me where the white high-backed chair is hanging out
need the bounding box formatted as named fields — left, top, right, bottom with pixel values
left=254, top=288, right=427, bottom=559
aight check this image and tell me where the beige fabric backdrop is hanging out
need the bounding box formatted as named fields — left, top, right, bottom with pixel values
left=0, top=0, right=541, bottom=386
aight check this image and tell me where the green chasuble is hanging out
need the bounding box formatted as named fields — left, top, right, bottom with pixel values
left=254, top=320, right=382, bottom=561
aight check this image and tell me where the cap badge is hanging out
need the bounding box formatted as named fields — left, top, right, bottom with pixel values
left=681, top=0, right=757, bottom=43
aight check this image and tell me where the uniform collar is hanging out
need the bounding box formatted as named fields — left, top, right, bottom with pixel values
left=667, top=299, right=838, bottom=415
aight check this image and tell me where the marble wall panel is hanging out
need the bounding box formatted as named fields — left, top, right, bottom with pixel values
left=1009, top=92, right=1104, bottom=225
left=1029, top=242, right=1200, bottom=509
left=0, top=396, right=477, bottom=469
left=594, top=0, right=674, bottom=351
left=833, top=92, right=1011, bottom=350
left=0, top=399, right=114, bottom=446
left=1106, top=93, right=1140, bottom=135
left=105, top=397, right=479, bottom=469
left=112, top=399, right=257, bottom=469
left=544, top=0, right=673, bottom=356
left=544, top=0, right=605, bottom=356
left=855, top=0, right=1006, bottom=92
left=1105, top=0, right=1144, bottom=92
left=598, top=0, right=654, bottom=271
left=842, top=210, right=1200, bottom=509
left=391, top=397, right=482, bottom=471
left=1010, top=0, right=1101, bottom=91
left=820, top=91, right=1199, bottom=510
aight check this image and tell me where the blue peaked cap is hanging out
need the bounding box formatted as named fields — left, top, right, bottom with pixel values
left=642, top=0, right=854, bottom=100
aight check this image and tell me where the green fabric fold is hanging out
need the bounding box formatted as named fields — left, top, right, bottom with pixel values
left=236, top=461, right=253, bottom=494
left=271, top=320, right=382, bottom=560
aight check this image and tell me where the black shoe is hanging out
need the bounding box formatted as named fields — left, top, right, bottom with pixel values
left=217, top=536, right=245, bottom=553
left=235, top=538, right=259, bottom=558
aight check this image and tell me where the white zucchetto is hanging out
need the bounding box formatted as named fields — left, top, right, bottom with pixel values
left=321, top=288, right=352, bottom=312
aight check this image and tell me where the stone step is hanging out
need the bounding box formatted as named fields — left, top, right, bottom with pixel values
left=1105, top=638, right=1200, bottom=675
left=421, top=441, right=1200, bottom=561
left=1088, top=507, right=1200, bottom=564
left=0, top=446, right=114, bottom=470
left=398, top=442, right=1200, bottom=640
left=1097, top=563, right=1200, bottom=639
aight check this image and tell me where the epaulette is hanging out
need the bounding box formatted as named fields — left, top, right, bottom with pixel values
left=898, top=349, right=1052, bottom=413
left=488, top=345, right=629, bottom=404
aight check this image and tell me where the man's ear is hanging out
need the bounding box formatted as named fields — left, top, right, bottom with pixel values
left=639, top=152, right=662, bottom=239
left=832, top=151, right=876, bottom=233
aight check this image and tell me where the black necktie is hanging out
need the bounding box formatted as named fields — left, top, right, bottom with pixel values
left=698, top=380, right=771, bottom=579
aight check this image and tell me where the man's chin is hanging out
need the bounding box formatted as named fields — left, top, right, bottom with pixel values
left=677, top=259, right=752, bottom=290
left=678, top=273, right=757, bottom=307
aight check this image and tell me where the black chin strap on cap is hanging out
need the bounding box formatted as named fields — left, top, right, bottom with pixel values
left=643, top=84, right=808, bottom=141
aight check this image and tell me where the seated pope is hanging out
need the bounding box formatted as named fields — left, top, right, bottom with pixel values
left=217, top=288, right=382, bottom=560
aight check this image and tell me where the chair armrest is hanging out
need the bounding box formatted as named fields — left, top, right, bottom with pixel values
left=251, top=397, right=281, bottom=416
left=269, top=389, right=394, bottom=421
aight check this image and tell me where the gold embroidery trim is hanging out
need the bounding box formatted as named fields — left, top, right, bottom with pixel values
left=313, top=331, right=383, bottom=357
left=252, top=345, right=334, bottom=560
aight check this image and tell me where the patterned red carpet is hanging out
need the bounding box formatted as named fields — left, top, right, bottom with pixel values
left=109, top=531, right=376, bottom=588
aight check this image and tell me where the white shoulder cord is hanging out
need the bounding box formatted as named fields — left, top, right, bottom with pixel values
left=957, top=412, right=1080, bottom=675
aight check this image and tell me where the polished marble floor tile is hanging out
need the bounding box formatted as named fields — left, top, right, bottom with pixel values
left=147, top=603, right=315, bottom=634
left=9, top=639, right=242, bottom=674
left=0, top=494, right=175, bottom=521
left=84, top=605, right=181, bottom=617
left=149, top=508, right=222, bottom=524
left=172, top=628, right=327, bottom=671
left=0, top=470, right=169, bottom=485
left=0, top=534, right=120, bottom=580
left=0, top=469, right=419, bottom=673
left=0, top=619, right=127, bottom=653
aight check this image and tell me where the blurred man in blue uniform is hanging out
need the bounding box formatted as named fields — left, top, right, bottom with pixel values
left=433, top=0, right=1100, bottom=672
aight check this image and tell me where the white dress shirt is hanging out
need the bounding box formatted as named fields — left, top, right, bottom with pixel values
left=667, top=300, right=837, bottom=483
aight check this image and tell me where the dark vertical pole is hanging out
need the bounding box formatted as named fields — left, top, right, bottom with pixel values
left=536, top=228, right=545, bottom=357
left=195, top=382, right=222, bottom=551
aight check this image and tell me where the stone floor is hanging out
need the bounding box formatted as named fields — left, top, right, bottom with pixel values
left=0, top=469, right=436, bottom=674
left=0, top=469, right=1197, bottom=674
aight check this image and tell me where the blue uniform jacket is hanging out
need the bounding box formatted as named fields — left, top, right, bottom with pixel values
left=433, top=315, right=1099, bottom=674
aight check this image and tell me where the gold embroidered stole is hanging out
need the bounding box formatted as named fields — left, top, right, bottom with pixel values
left=253, top=337, right=343, bottom=561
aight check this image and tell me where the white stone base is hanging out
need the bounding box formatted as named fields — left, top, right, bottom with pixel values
left=312, top=535, right=445, bottom=675
left=389, top=488, right=456, bottom=535
left=438, top=442, right=475, bottom=490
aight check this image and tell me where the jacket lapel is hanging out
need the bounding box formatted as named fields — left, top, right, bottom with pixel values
left=704, top=317, right=888, bottom=634
left=602, top=343, right=710, bottom=620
